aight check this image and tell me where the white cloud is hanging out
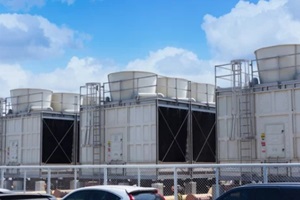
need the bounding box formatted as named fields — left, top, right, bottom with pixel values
left=202, top=0, right=300, bottom=60
left=0, top=56, right=119, bottom=98
left=0, top=0, right=45, bottom=11
left=0, top=47, right=215, bottom=98
left=126, top=47, right=215, bottom=84
left=0, top=0, right=76, bottom=11
left=60, top=0, right=75, bottom=5
left=29, top=56, right=115, bottom=93
left=0, top=63, right=31, bottom=97
left=0, top=14, right=88, bottom=62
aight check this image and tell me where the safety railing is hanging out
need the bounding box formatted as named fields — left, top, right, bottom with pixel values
left=1, top=163, right=300, bottom=200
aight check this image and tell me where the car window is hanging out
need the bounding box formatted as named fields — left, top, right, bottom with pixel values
left=220, top=187, right=283, bottom=200
left=253, top=188, right=281, bottom=200
left=90, top=190, right=120, bottom=200
left=282, top=188, right=300, bottom=200
left=63, top=190, right=91, bottom=200
left=63, top=189, right=120, bottom=200
left=218, top=189, right=250, bottom=200
left=132, top=192, right=164, bottom=200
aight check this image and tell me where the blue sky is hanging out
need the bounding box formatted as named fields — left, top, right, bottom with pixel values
left=0, top=0, right=300, bottom=97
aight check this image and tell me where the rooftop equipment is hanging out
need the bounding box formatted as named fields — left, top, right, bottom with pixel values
left=10, top=88, right=53, bottom=113
left=190, top=82, right=215, bottom=103
left=108, top=71, right=157, bottom=101
left=51, top=92, right=80, bottom=113
left=255, top=44, right=300, bottom=83
left=157, top=77, right=189, bottom=99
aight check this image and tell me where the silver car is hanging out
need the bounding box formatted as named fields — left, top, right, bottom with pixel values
left=62, top=185, right=165, bottom=200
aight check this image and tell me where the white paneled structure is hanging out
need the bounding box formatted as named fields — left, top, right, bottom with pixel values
left=216, top=44, right=300, bottom=163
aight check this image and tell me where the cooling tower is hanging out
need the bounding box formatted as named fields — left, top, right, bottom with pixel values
left=190, top=82, right=215, bottom=103
left=108, top=71, right=157, bottom=101
left=51, top=92, right=80, bottom=113
left=10, top=88, right=53, bottom=113
left=157, top=77, right=189, bottom=99
left=255, top=44, right=300, bottom=83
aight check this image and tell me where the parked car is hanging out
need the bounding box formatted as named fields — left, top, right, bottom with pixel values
left=0, top=193, right=56, bottom=199
left=0, top=189, right=12, bottom=194
left=62, top=185, right=165, bottom=200
left=216, top=182, right=300, bottom=200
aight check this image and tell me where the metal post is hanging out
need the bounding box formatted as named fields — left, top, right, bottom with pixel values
left=74, top=168, right=77, bottom=189
left=263, top=166, right=268, bottom=183
left=173, top=167, right=178, bottom=200
left=137, top=168, right=141, bottom=186
left=215, top=167, right=220, bottom=199
left=1, top=170, right=4, bottom=188
left=103, top=167, right=107, bottom=185
left=47, top=169, right=51, bottom=194
left=23, top=171, right=26, bottom=193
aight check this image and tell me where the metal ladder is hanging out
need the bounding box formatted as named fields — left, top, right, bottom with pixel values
left=231, top=60, right=253, bottom=162
left=239, top=89, right=253, bottom=162
left=81, top=83, right=102, bottom=165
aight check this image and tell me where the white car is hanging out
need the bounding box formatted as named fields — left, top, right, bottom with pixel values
left=62, top=185, right=165, bottom=200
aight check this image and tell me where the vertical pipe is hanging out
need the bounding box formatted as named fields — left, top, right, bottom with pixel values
left=137, top=168, right=141, bottom=186
left=73, top=113, right=78, bottom=164
left=173, top=167, right=178, bottom=200
left=23, top=171, right=26, bottom=193
left=40, top=114, right=43, bottom=165
left=103, top=167, right=107, bottom=185
left=156, top=77, right=159, bottom=181
left=215, top=167, right=220, bottom=199
left=0, top=170, right=4, bottom=188
left=263, top=166, right=268, bottom=183
left=47, top=169, right=51, bottom=194
left=74, top=168, right=77, bottom=189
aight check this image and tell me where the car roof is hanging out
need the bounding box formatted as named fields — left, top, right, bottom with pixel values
left=0, top=193, right=56, bottom=199
left=73, top=185, right=158, bottom=194
left=0, top=188, right=12, bottom=194
left=216, top=183, right=300, bottom=200
left=241, top=183, right=300, bottom=188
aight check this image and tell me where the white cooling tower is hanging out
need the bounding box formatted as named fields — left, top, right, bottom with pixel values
left=51, top=93, right=80, bottom=113
left=108, top=71, right=157, bottom=101
left=10, top=88, right=53, bottom=113
left=255, top=44, right=300, bottom=83
left=190, top=82, right=215, bottom=103
left=157, top=77, right=189, bottom=99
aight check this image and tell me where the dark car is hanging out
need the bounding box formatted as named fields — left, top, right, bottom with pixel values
left=216, top=183, right=300, bottom=200
left=0, top=193, right=56, bottom=200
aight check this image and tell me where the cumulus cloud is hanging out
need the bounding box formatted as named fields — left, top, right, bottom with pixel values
left=126, top=47, right=215, bottom=84
left=202, top=0, right=300, bottom=60
left=0, top=14, right=89, bottom=62
left=0, top=0, right=76, bottom=11
left=60, top=0, right=75, bottom=5
left=28, top=56, right=116, bottom=94
left=0, top=47, right=215, bottom=97
left=0, top=0, right=45, bottom=11
left=0, top=63, right=31, bottom=97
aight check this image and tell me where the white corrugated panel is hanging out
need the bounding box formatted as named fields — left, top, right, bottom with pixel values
left=255, top=89, right=293, bottom=160
left=105, top=103, right=157, bottom=163
left=79, top=109, right=105, bottom=164
left=217, top=86, right=295, bottom=162
left=79, top=110, right=92, bottom=163
left=294, top=88, right=300, bottom=158
left=217, top=92, right=240, bottom=162
left=5, top=115, right=41, bottom=165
